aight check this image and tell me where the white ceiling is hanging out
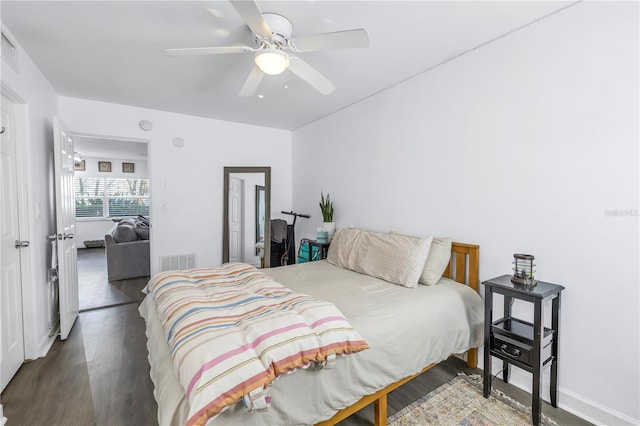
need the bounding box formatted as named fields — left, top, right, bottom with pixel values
left=2, top=1, right=572, bottom=130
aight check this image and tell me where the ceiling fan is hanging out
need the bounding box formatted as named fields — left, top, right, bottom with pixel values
left=165, top=0, right=369, bottom=97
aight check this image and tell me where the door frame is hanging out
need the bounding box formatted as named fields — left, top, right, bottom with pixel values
left=228, top=176, right=244, bottom=263
left=1, top=85, right=37, bottom=359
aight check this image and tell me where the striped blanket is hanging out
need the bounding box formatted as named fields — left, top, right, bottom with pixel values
left=146, top=263, right=369, bottom=426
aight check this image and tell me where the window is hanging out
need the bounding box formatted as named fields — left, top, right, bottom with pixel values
left=106, top=178, right=150, bottom=217
left=75, top=177, right=105, bottom=218
left=74, top=177, right=149, bottom=218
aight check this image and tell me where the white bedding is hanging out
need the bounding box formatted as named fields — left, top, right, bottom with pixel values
left=139, top=260, right=484, bottom=425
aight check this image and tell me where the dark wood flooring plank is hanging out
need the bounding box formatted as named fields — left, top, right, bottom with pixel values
left=81, top=303, right=157, bottom=426
left=1, top=318, right=95, bottom=425
left=78, top=248, right=148, bottom=312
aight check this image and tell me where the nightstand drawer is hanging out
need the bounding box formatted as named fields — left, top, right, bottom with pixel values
left=491, top=334, right=552, bottom=368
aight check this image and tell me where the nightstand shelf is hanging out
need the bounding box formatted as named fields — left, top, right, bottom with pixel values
left=491, top=317, right=554, bottom=372
left=482, top=274, right=565, bottom=426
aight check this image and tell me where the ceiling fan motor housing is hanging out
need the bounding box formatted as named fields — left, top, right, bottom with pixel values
left=259, top=13, right=293, bottom=47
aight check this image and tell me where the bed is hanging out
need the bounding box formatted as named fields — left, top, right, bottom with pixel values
left=139, top=237, right=483, bottom=426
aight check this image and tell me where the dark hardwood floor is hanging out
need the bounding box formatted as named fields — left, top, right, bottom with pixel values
left=2, top=302, right=156, bottom=426
left=78, top=248, right=147, bottom=311
left=2, top=252, right=590, bottom=425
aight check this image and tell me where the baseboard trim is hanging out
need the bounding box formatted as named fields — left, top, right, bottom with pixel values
left=557, top=386, right=639, bottom=426
left=493, top=362, right=639, bottom=425
left=35, top=334, right=56, bottom=359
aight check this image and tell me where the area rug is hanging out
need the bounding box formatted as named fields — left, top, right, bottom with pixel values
left=388, top=374, right=557, bottom=426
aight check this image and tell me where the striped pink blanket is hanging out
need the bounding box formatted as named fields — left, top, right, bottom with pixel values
left=146, top=263, right=369, bottom=426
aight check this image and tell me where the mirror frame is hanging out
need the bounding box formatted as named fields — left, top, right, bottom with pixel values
left=223, top=166, right=271, bottom=267
left=255, top=185, right=265, bottom=255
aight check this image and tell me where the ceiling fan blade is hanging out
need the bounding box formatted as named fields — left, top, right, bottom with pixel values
left=165, top=45, right=254, bottom=56
left=230, top=0, right=272, bottom=39
left=288, top=56, right=335, bottom=95
left=239, top=65, right=265, bottom=97
left=293, top=29, right=369, bottom=52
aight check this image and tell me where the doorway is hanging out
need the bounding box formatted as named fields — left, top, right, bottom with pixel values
left=228, top=176, right=244, bottom=263
left=1, top=95, right=26, bottom=392
left=73, top=135, right=149, bottom=311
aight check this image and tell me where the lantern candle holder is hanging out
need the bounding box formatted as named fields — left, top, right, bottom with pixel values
left=511, top=254, right=536, bottom=287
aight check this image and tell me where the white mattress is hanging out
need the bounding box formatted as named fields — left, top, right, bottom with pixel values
left=139, top=260, right=484, bottom=425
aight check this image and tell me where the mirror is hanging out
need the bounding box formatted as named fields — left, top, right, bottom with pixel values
left=223, top=167, right=271, bottom=268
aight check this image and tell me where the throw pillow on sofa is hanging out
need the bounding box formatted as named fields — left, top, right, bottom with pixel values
left=112, top=223, right=138, bottom=243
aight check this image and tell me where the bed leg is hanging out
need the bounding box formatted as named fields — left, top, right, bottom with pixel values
left=467, top=348, right=478, bottom=369
left=374, top=395, right=387, bottom=426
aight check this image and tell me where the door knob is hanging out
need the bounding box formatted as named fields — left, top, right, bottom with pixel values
left=15, top=240, right=30, bottom=248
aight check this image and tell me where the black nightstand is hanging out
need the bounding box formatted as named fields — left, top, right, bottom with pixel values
left=482, top=275, right=565, bottom=426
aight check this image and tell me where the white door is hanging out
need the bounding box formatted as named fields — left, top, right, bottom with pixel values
left=53, top=117, right=78, bottom=340
left=1, top=96, right=25, bottom=391
left=228, top=177, right=243, bottom=263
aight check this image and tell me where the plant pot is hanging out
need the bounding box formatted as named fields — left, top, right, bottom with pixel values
left=323, top=222, right=336, bottom=241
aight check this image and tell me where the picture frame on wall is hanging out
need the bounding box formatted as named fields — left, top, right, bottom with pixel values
left=98, top=161, right=112, bottom=172
left=122, top=162, right=135, bottom=173
left=74, top=160, right=85, bottom=171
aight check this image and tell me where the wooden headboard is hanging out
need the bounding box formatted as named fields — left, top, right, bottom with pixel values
left=443, top=242, right=480, bottom=293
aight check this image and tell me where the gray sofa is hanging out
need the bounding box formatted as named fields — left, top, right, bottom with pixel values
left=105, top=218, right=150, bottom=281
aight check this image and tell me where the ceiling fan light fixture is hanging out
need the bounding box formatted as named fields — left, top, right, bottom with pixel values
left=255, top=48, right=289, bottom=75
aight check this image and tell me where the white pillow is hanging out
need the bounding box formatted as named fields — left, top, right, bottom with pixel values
left=326, top=227, right=362, bottom=268
left=327, top=228, right=433, bottom=288
left=420, top=237, right=452, bottom=285
left=389, top=232, right=452, bottom=285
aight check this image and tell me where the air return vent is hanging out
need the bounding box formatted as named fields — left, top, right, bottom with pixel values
left=160, top=254, right=196, bottom=272
left=1, top=32, right=18, bottom=72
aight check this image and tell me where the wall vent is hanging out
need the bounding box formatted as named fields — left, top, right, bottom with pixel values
left=1, top=32, right=18, bottom=73
left=160, top=254, right=196, bottom=272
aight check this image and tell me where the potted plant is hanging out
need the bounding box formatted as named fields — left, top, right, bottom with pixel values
left=319, top=191, right=336, bottom=240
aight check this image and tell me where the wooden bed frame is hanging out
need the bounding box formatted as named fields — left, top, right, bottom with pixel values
left=317, top=242, right=480, bottom=426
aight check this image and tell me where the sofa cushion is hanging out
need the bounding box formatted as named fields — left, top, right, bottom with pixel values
left=134, top=226, right=150, bottom=240
left=112, top=224, right=138, bottom=243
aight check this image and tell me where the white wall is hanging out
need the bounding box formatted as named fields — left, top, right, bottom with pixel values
left=58, top=97, right=292, bottom=274
left=1, top=26, right=59, bottom=358
left=291, top=2, right=638, bottom=425
left=75, top=156, right=148, bottom=246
